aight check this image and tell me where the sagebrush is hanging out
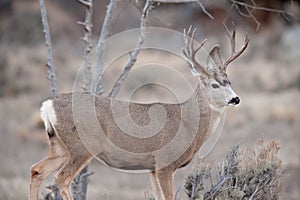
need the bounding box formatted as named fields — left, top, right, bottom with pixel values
left=185, top=138, right=284, bottom=200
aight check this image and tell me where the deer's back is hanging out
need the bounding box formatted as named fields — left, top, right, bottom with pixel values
left=51, top=92, right=212, bottom=170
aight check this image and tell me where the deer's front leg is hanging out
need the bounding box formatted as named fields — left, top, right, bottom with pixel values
left=155, top=168, right=175, bottom=200
left=150, top=171, right=164, bottom=200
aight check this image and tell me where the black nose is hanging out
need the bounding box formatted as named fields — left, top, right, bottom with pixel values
left=229, top=97, right=240, bottom=105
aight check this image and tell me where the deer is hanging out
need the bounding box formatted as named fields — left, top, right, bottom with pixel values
left=29, top=25, right=248, bottom=200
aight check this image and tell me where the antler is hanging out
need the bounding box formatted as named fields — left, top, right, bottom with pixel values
left=223, top=23, right=249, bottom=71
left=182, top=26, right=210, bottom=76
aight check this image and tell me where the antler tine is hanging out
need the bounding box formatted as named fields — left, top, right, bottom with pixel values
left=190, top=28, right=203, bottom=59
left=223, top=22, right=249, bottom=70
left=185, top=26, right=193, bottom=59
left=182, top=26, right=209, bottom=76
left=225, top=22, right=236, bottom=55
left=182, top=26, right=196, bottom=67
left=184, top=26, right=196, bottom=60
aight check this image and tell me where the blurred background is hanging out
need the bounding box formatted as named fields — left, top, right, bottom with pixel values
left=0, top=0, right=300, bottom=199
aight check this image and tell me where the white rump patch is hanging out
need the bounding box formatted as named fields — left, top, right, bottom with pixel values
left=40, top=99, right=57, bottom=130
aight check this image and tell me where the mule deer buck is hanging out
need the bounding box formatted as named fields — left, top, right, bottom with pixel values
left=29, top=26, right=248, bottom=200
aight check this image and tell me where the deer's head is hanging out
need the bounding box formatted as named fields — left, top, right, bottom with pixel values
left=182, top=24, right=249, bottom=108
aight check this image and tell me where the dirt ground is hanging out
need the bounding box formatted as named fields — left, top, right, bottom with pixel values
left=0, top=1, right=300, bottom=200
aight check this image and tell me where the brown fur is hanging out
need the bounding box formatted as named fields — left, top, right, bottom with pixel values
left=29, top=82, right=216, bottom=200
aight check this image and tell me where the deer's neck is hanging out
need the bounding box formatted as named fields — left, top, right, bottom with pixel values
left=193, top=82, right=211, bottom=112
left=189, top=82, right=224, bottom=149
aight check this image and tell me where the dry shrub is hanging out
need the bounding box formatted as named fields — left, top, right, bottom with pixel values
left=185, top=137, right=284, bottom=200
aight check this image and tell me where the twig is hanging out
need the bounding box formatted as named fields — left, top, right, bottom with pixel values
left=77, top=0, right=92, bottom=7
left=197, top=1, right=214, bottom=19
left=77, top=0, right=93, bottom=92
left=203, top=177, right=228, bottom=200
left=152, top=0, right=199, bottom=2
left=244, top=3, right=261, bottom=31
left=39, top=0, right=57, bottom=97
left=230, top=0, right=295, bottom=16
left=229, top=0, right=296, bottom=30
left=108, top=0, right=152, bottom=98
left=93, top=0, right=118, bottom=95
left=203, top=145, right=240, bottom=199
left=151, top=0, right=214, bottom=19
left=128, top=0, right=143, bottom=12
left=248, top=185, right=259, bottom=200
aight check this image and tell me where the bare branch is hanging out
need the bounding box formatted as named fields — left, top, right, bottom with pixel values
left=74, top=2, right=94, bottom=200
left=71, top=166, right=94, bottom=200
left=245, top=4, right=261, bottom=31
left=152, top=0, right=214, bottom=19
left=248, top=185, right=260, bottom=200
left=234, top=3, right=251, bottom=18
left=197, top=1, right=214, bottom=19
left=77, top=0, right=93, bottom=92
left=108, top=0, right=152, bottom=98
left=230, top=0, right=296, bottom=15
left=77, top=0, right=92, bottom=7
left=229, top=0, right=296, bottom=30
left=93, top=0, right=118, bottom=95
left=152, top=0, right=199, bottom=2
left=39, top=0, right=57, bottom=97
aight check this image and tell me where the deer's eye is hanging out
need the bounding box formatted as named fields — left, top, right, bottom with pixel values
left=211, top=83, right=220, bottom=89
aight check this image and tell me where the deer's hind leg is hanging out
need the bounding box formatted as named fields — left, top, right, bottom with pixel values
left=29, top=137, right=68, bottom=200
left=55, top=150, right=93, bottom=200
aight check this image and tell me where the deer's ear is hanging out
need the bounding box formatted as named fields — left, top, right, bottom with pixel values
left=206, top=45, right=223, bottom=72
